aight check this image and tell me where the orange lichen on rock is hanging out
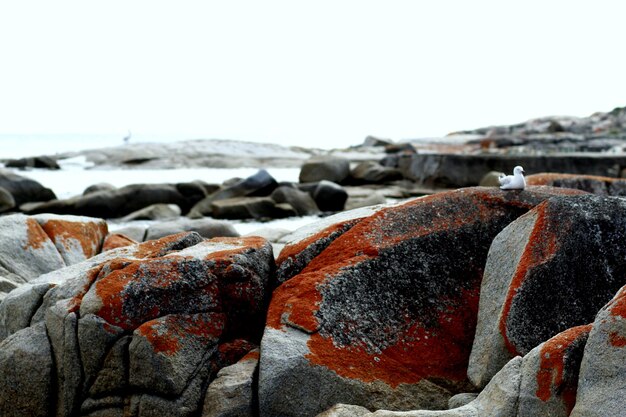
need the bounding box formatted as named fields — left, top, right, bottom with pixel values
left=609, top=332, right=626, bottom=347
left=305, top=287, right=480, bottom=387
left=102, top=233, right=137, bottom=252
left=499, top=203, right=561, bottom=355
left=136, top=312, right=225, bottom=356
left=39, top=219, right=108, bottom=258
left=526, top=173, right=622, bottom=186
left=23, top=218, right=49, bottom=250
left=535, top=324, right=592, bottom=412
left=608, top=286, right=626, bottom=319
left=67, top=266, right=104, bottom=313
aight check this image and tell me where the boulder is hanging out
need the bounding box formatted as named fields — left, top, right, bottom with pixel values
left=189, top=169, right=279, bottom=218
left=83, top=182, right=116, bottom=195
left=23, top=183, right=204, bottom=218
left=348, top=161, right=403, bottom=185
left=469, top=195, right=626, bottom=388
left=322, top=356, right=523, bottom=417
left=316, top=404, right=371, bottom=417
left=0, top=186, right=16, bottom=212
left=144, top=218, right=239, bottom=241
left=517, top=325, right=591, bottom=417
left=0, top=169, right=56, bottom=205
left=299, top=156, right=351, bottom=184
left=261, top=186, right=584, bottom=417
left=0, top=214, right=66, bottom=283
left=111, top=224, right=147, bottom=242
left=271, top=185, right=320, bottom=216
left=120, top=203, right=182, bottom=221
left=312, top=180, right=348, bottom=212
left=5, top=155, right=60, bottom=170
left=570, top=285, right=626, bottom=416
left=202, top=349, right=259, bottom=417
left=526, top=173, right=626, bottom=195
left=478, top=171, right=504, bottom=187
left=345, top=191, right=387, bottom=211
left=363, top=135, right=393, bottom=147
left=0, top=233, right=274, bottom=416
left=32, top=213, right=108, bottom=266
left=447, top=394, right=478, bottom=409
left=211, top=196, right=296, bottom=220
left=102, top=233, right=137, bottom=251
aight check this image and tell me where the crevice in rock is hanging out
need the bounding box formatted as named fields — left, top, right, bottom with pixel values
left=44, top=321, right=59, bottom=416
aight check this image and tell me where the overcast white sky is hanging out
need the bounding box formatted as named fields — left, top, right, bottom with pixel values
left=1, top=1, right=625, bottom=149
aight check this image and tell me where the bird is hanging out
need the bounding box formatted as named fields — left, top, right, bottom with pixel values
left=498, top=166, right=526, bottom=190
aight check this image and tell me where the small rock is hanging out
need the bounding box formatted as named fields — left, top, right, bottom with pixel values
left=299, top=156, right=351, bottom=184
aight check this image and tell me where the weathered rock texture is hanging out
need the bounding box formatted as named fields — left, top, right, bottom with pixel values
left=571, top=285, right=626, bottom=416
left=0, top=232, right=274, bottom=417
left=261, top=186, right=584, bottom=417
left=469, top=195, right=626, bottom=388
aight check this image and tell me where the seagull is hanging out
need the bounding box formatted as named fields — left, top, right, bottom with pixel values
left=498, top=166, right=526, bottom=190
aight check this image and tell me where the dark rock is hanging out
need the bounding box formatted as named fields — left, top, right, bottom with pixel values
left=189, top=169, right=279, bottom=218
left=83, top=183, right=116, bottom=196
left=120, top=203, right=181, bottom=221
left=469, top=195, right=626, bottom=387
left=211, top=197, right=296, bottom=220
left=299, top=157, right=351, bottom=184
left=0, top=186, right=16, bottom=212
left=271, top=185, right=320, bottom=216
left=312, top=180, right=348, bottom=212
left=5, top=155, right=60, bottom=170
left=0, top=169, right=56, bottom=205
left=363, top=136, right=393, bottom=147
left=348, top=161, right=403, bottom=185
left=261, top=186, right=584, bottom=416
left=23, top=183, right=203, bottom=218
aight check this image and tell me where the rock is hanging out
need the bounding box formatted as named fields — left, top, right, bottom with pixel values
left=469, top=195, right=626, bottom=388
left=345, top=191, right=387, bottom=211
left=24, top=183, right=204, bottom=218
left=478, top=171, right=504, bottom=187
left=211, top=196, right=295, bottom=220
left=363, top=135, right=393, bottom=147
left=312, top=180, right=348, bottom=212
left=349, top=161, right=403, bottom=185
left=0, top=283, right=54, bottom=341
left=447, top=393, right=478, bottom=409
left=299, top=156, right=351, bottom=184
left=83, top=182, right=116, bottom=195
left=0, top=169, right=56, bottom=205
left=397, top=153, right=626, bottom=188
left=0, top=232, right=274, bottom=416
left=341, top=356, right=523, bottom=417
left=271, top=185, right=320, bottom=216
left=102, top=233, right=137, bottom=251
left=0, top=322, right=54, bottom=417
left=0, top=214, right=66, bottom=282
left=570, top=285, right=626, bottom=416
left=110, top=225, right=147, bottom=242
left=0, top=186, right=16, bottom=212
left=33, top=213, right=108, bottom=265
left=276, top=205, right=384, bottom=284
left=244, top=227, right=291, bottom=243
left=121, top=203, right=182, bottom=221
left=518, top=325, right=591, bottom=417
left=202, top=349, right=259, bottom=417
left=189, top=169, right=279, bottom=218
left=145, top=218, right=239, bottom=241
left=261, top=186, right=583, bottom=417
left=526, top=172, right=626, bottom=195
left=5, top=155, right=60, bottom=170
left=316, top=404, right=371, bottom=417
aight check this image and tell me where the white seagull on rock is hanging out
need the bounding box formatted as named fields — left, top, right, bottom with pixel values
left=498, top=166, right=526, bottom=190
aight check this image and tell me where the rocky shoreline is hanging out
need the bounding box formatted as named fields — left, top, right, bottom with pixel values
left=2, top=106, right=626, bottom=416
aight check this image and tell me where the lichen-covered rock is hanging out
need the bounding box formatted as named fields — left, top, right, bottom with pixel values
left=261, top=186, right=584, bottom=417
left=33, top=213, right=108, bottom=265
left=517, top=325, right=591, bottom=417
left=570, top=285, right=626, bottom=416
left=0, top=213, right=66, bottom=282
left=102, top=233, right=137, bottom=251
left=202, top=349, right=259, bottom=417
left=469, top=195, right=626, bottom=388
left=338, top=356, right=523, bottom=417
left=526, top=172, right=626, bottom=195
left=0, top=232, right=274, bottom=417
